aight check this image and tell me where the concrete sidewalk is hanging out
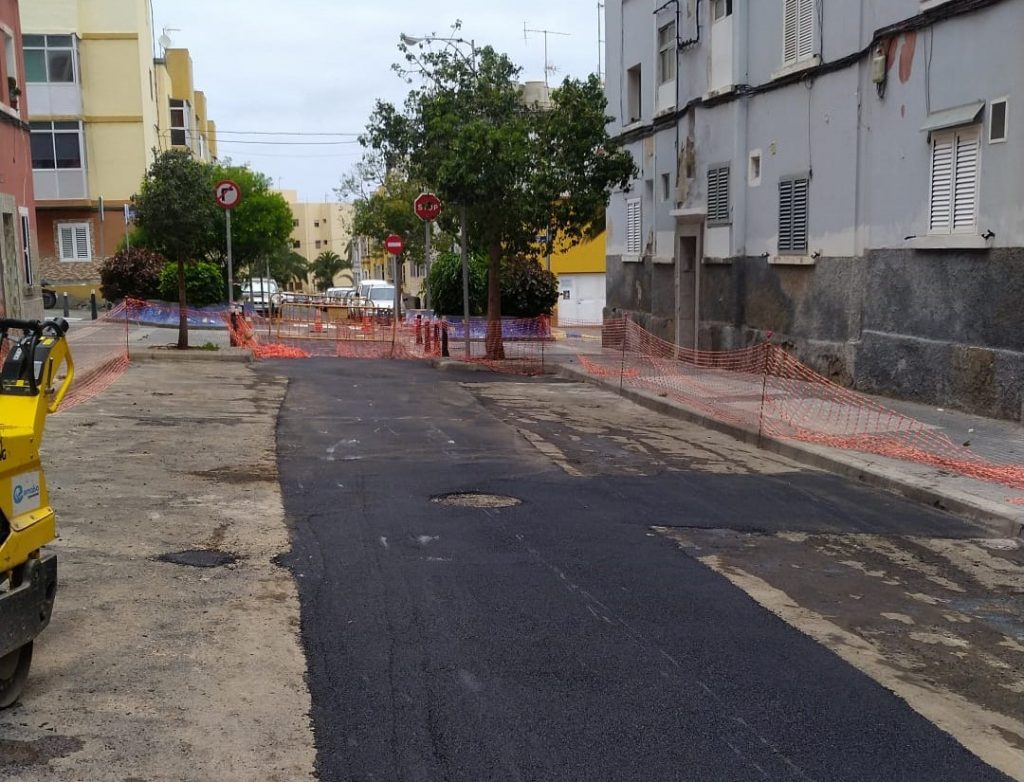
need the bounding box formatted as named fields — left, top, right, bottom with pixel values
left=550, top=352, right=1024, bottom=538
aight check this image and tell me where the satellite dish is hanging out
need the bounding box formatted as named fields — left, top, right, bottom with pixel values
left=158, top=33, right=172, bottom=50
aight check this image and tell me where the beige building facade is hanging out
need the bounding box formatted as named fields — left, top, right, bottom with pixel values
left=277, top=190, right=354, bottom=291
left=21, top=0, right=216, bottom=303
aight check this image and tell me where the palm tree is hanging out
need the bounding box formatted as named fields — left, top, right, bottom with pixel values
left=312, top=250, right=351, bottom=292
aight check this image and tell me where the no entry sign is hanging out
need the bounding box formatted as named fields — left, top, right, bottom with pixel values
left=384, top=233, right=405, bottom=255
left=414, top=192, right=442, bottom=222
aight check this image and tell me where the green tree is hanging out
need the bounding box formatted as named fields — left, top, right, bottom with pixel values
left=158, top=261, right=223, bottom=307
left=133, top=151, right=220, bottom=348
left=499, top=257, right=559, bottom=317
left=311, top=250, right=351, bottom=291
left=424, top=250, right=487, bottom=316
left=99, top=247, right=166, bottom=301
left=265, top=244, right=310, bottom=289
left=361, top=31, right=635, bottom=357
left=209, top=163, right=294, bottom=272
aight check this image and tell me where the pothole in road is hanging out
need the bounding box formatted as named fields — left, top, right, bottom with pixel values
left=431, top=492, right=521, bottom=509
left=155, top=549, right=238, bottom=568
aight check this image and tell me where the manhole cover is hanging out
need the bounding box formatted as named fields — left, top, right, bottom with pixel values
left=431, top=492, right=521, bottom=509
left=155, top=549, right=238, bottom=568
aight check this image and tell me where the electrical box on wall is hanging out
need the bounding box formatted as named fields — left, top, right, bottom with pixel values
left=871, top=43, right=888, bottom=85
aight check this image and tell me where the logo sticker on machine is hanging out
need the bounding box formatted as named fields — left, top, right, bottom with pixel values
left=12, top=471, right=42, bottom=514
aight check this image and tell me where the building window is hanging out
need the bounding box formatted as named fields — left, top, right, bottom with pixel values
left=778, top=176, right=809, bottom=253
left=989, top=98, right=1007, bottom=144
left=657, top=23, right=675, bottom=85
left=928, top=127, right=980, bottom=235
left=626, top=64, right=642, bottom=123
left=660, top=173, right=671, bottom=201
left=315, top=240, right=322, bottom=249
left=2, top=30, right=16, bottom=107
left=292, top=240, right=301, bottom=249
left=314, top=220, right=320, bottom=228
left=58, top=222, right=91, bottom=261
left=20, top=212, right=32, bottom=285
left=707, top=165, right=731, bottom=225
left=748, top=150, right=762, bottom=187
left=169, top=99, right=191, bottom=147
left=30, top=121, right=84, bottom=170
left=625, top=197, right=642, bottom=255
left=713, top=0, right=733, bottom=20
left=23, top=34, right=77, bottom=84
left=292, top=219, right=299, bottom=227
left=783, top=0, right=815, bottom=66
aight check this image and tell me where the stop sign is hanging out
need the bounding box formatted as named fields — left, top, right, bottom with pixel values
left=384, top=233, right=405, bottom=255
left=413, top=192, right=442, bottom=222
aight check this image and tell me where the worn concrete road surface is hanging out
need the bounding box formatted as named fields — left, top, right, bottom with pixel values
left=0, top=362, right=314, bottom=781
left=272, top=359, right=1022, bottom=782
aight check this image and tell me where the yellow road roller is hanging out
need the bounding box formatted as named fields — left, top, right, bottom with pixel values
left=0, top=318, right=74, bottom=707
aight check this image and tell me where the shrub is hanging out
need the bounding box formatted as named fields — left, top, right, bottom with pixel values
left=99, top=247, right=166, bottom=301
left=499, top=256, right=559, bottom=317
left=424, top=251, right=488, bottom=316
left=158, top=261, right=224, bottom=307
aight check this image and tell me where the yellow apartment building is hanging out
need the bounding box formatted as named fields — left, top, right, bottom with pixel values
left=277, top=190, right=354, bottom=291
left=21, top=0, right=216, bottom=304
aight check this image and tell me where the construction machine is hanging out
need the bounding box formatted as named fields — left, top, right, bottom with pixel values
left=0, top=318, right=74, bottom=707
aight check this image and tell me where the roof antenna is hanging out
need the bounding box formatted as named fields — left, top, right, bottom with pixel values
left=523, top=22, right=570, bottom=88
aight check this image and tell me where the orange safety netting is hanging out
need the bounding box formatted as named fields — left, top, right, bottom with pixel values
left=222, top=304, right=1024, bottom=499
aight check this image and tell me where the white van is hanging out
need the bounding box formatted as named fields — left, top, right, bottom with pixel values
left=355, top=279, right=397, bottom=314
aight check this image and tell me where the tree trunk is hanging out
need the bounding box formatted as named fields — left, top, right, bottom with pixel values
left=485, top=241, right=504, bottom=360
left=176, top=257, right=189, bottom=349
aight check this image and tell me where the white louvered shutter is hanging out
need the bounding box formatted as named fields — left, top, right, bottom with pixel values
left=783, top=0, right=799, bottom=64
left=59, top=225, right=75, bottom=260
left=626, top=198, right=641, bottom=255
left=74, top=225, right=90, bottom=259
left=952, top=128, right=979, bottom=233
left=928, top=132, right=954, bottom=234
left=797, top=0, right=815, bottom=61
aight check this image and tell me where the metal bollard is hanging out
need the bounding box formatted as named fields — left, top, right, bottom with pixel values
left=441, top=322, right=449, bottom=357
left=90, top=291, right=98, bottom=320
left=62, top=293, right=69, bottom=318
left=415, top=314, right=422, bottom=345
left=424, top=318, right=433, bottom=352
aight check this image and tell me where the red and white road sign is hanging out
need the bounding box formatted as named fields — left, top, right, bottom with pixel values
left=214, top=180, right=242, bottom=209
left=384, top=233, right=405, bottom=255
left=413, top=192, right=442, bottom=222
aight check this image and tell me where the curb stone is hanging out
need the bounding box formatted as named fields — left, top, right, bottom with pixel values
left=131, top=346, right=252, bottom=363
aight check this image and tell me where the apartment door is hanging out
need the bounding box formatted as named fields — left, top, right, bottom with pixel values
left=674, top=224, right=702, bottom=350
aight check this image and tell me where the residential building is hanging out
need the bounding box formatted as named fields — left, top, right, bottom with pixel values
left=0, top=0, right=40, bottom=318
left=605, top=0, right=1022, bottom=420
left=355, top=235, right=426, bottom=308
left=277, top=190, right=355, bottom=291
left=20, top=0, right=217, bottom=304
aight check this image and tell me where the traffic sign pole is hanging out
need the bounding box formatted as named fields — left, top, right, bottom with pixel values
left=413, top=194, right=442, bottom=313
left=214, top=180, right=242, bottom=307
left=424, top=220, right=432, bottom=310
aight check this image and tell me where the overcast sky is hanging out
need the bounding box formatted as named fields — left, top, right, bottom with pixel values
left=152, top=1, right=605, bottom=203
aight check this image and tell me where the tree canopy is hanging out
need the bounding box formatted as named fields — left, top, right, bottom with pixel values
left=358, top=30, right=635, bottom=356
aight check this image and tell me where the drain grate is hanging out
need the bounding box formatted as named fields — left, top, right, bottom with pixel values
left=431, top=492, right=521, bottom=509
left=155, top=549, right=238, bottom=568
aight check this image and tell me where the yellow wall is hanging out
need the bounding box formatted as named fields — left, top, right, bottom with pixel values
left=165, top=49, right=194, bottom=101
left=549, top=232, right=606, bottom=275
left=85, top=123, right=148, bottom=199
left=80, top=38, right=142, bottom=117
left=19, top=0, right=78, bottom=30
left=207, top=120, right=218, bottom=159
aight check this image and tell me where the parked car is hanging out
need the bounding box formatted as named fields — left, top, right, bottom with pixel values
left=240, top=278, right=279, bottom=315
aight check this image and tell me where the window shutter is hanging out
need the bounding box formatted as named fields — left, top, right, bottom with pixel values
left=707, top=166, right=730, bottom=224
left=797, top=0, right=815, bottom=60
left=791, top=178, right=809, bottom=251
left=928, top=133, right=954, bottom=233
left=59, top=225, right=75, bottom=259
left=626, top=198, right=641, bottom=255
left=779, top=178, right=809, bottom=253
left=783, top=0, right=798, bottom=63
left=952, top=128, right=979, bottom=232
left=74, top=224, right=90, bottom=259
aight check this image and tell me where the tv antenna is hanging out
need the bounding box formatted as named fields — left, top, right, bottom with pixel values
left=523, top=23, right=570, bottom=87
left=158, top=27, right=179, bottom=57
